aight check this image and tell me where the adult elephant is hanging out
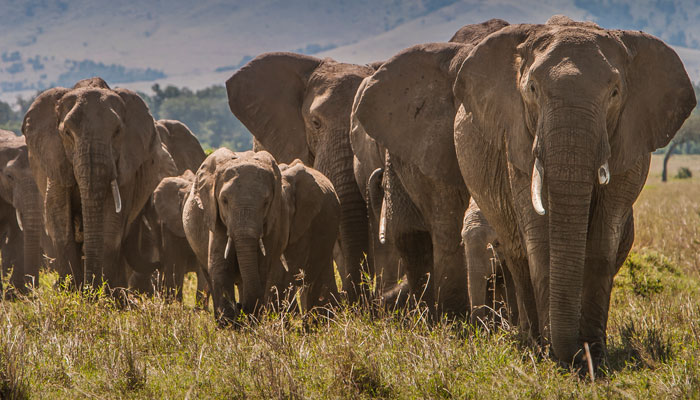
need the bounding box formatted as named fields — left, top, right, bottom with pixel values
left=0, top=130, right=43, bottom=294
left=354, top=16, right=696, bottom=366
left=125, top=119, right=207, bottom=301
left=22, top=77, right=172, bottom=289
left=182, top=149, right=339, bottom=322
left=226, top=55, right=380, bottom=302
left=350, top=18, right=510, bottom=316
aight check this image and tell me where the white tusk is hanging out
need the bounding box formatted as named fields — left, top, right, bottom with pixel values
left=224, top=236, right=232, bottom=259
left=598, top=161, right=610, bottom=185
left=141, top=215, right=152, bottom=232
left=379, top=197, right=387, bottom=244
left=531, top=158, right=546, bottom=216
left=280, top=254, right=289, bottom=272
left=258, top=237, right=266, bottom=256
left=15, top=209, right=23, bottom=231
left=111, top=179, right=122, bottom=214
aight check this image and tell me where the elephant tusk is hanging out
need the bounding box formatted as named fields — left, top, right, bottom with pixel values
left=111, top=179, right=122, bottom=214
left=259, top=237, right=266, bottom=256
left=598, top=161, right=610, bottom=185
left=224, top=236, right=232, bottom=259
left=531, top=158, right=546, bottom=216
left=280, top=254, right=289, bottom=272
left=141, top=215, right=152, bottom=232
left=379, top=197, right=387, bottom=244
left=15, top=208, right=23, bottom=231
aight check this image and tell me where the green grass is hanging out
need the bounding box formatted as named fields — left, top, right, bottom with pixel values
left=0, top=154, right=699, bottom=398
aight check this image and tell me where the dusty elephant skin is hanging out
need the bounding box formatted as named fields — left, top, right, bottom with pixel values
left=226, top=54, right=384, bottom=303
left=355, top=16, right=696, bottom=367
left=351, top=19, right=510, bottom=316
left=182, top=149, right=339, bottom=324
left=0, top=130, right=43, bottom=295
left=125, top=120, right=209, bottom=304
left=22, top=77, right=172, bottom=291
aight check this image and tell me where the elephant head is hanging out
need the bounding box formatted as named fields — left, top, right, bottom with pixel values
left=22, top=77, right=164, bottom=285
left=453, top=17, right=695, bottom=362
left=226, top=54, right=375, bottom=300
left=191, top=149, right=290, bottom=315
left=0, top=130, right=42, bottom=290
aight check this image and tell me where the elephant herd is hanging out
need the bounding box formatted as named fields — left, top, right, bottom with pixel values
left=0, top=16, right=695, bottom=371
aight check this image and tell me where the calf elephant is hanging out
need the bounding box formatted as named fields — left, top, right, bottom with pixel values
left=462, top=198, right=517, bottom=325
left=350, top=19, right=510, bottom=316
left=226, top=54, right=391, bottom=303
left=0, top=130, right=43, bottom=295
left=22, top=77, right=173, bottom=289
left=183, top=149, right=339, bottom=323
left=355, top=16, right=696, bottom=367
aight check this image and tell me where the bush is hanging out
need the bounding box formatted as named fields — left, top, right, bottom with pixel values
left=674, top=167, right=692, bottom=179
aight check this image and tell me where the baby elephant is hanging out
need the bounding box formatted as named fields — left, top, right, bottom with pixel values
left=462, top=198, right=518, bottom=326
left=183, top=149, right=340, bottom=323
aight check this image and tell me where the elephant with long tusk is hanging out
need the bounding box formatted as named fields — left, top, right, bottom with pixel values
left=183, top=149, right=340, bottom=324
left=23, top=77, right=173, bottom=290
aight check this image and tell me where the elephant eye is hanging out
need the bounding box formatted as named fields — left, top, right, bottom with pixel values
left=611, top=88, right=619, bottom=98
left=311, top=117, right=322, bottom=130
left=529, top=82, right=536, bottom=93
left=222, top=198, right=228, bottom=206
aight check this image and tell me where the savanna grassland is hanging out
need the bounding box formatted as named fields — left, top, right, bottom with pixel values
left=1, top=155, right=699, bottom=399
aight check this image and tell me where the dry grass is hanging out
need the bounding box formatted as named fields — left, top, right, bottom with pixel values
left=0, top=154, right=699, bottom=398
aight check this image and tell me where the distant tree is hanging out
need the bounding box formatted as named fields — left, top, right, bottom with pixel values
left=662, top=111, right=700, bottom=182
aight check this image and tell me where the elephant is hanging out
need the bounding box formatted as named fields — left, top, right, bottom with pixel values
left=124, top=119, right=208, bottom=303
left=147, top=170, right=209, bottom=305
left=226, top=54, right=392, bottom=303
left=350, top=18, right=511, bottom=316
left=182, top=149, right=340, bottom=323
left=462, top=198, right=517, bottom=326
left=22, top=77, right=175, bottom=290
left=0, top=130, right=43, bottom=295
left=354, top=16, right=696, bottom=367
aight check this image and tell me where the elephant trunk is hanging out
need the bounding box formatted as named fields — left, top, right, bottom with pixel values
left=75, top=141, right=113, bottom=287
left=233, top=234, right=263, bottom=314
left=316, top=127, right=369, bottom=302
left=16, top=178, right=43, bottom=289
left=544, top=121, right=597, bottom=364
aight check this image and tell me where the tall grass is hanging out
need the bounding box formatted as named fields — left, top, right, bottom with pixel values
left=0, top=154, right=698, bottom=398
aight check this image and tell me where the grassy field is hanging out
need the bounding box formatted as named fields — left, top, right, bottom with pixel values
left=1, top=154, right=700, bottom=399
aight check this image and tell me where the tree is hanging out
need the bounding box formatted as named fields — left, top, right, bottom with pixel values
left=662, top=111, right=700, bottom=182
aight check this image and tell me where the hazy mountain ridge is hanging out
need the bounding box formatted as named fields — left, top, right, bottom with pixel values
left=1, top=0, right=699, bottom=103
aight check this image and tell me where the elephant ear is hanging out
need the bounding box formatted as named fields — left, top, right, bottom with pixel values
left=283, top=161, right=328, bottom=245
left=193, top=148, right=231, bottom=231
left=155, top=119, right=206, bottom=173
left=22, top=87, right=73, bottom=184
left=226, top=53, right=322, bottom=164
left=453, top=25, right=535, bottom=174
left=354, top=42, right=470, bottom=185
left=611, top=30, right=697, bottom=172
left=114, top=88, right=160, bottom=185
left=449, top=18, right=510, bottom=45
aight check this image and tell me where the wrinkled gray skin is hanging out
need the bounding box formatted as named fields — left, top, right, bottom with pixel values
left=22, top=77, right=173, bottom=289
left=125, top=120, right=208, bottom=303
left=355, top=16, right=696, bottom=367
left=183, top=149, right=339, bottom=323
left=0, top=130, right=43, bottom=295
left=462, top=198, right=517, bottom=325
left=226, top=55, right=396, bottom=303
left=351, top=19, right=510, bottom=316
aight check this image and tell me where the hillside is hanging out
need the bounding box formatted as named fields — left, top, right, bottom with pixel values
left=1, top=0, right=699, bottom=104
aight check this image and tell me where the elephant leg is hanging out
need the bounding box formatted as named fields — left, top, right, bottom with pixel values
left=430, top=223, right=469, bottom=317
left=6, top=223, right=25, bottom=292
left=194, top=261, right=210, bottom=309
left=45, top=181, right=81, bottom=288
left=497, top=261, right=519, bottom=324
left=208, top=229, right=238, bottom=323
left=395, top=231, right=433, bottom=310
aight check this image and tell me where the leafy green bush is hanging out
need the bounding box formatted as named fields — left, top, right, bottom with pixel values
left=674, top=167, right=692, bottom=179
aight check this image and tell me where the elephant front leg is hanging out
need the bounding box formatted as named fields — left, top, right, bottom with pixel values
left=44, top=179, right=81, bottom=288
left=208, top=229, right=238, bottom=324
